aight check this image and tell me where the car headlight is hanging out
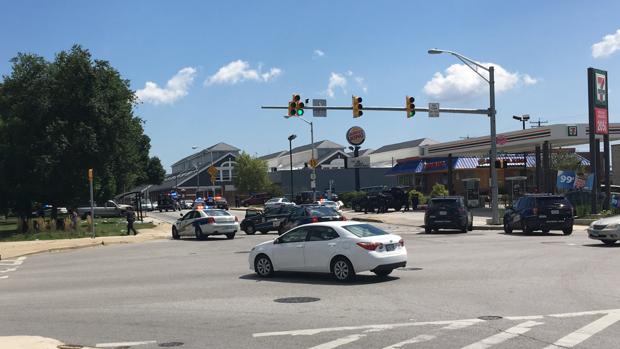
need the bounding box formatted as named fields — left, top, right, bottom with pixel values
left=607, top=223, right=620, bottom=229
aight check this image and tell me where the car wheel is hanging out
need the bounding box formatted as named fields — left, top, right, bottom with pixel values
left=602, top=239, right=617, bottom=246
left=259, top=230, right=269, bottom=234
left=521, top=221, right=532, bottom=234
left=374, top=269, right=393, bottom=278
left=542, top=228, right=550, bottom=233
left=254, top=254, right=274, bottom=277
left=460, top=224, right=468, bottom=234
left=245, top=224, right=256, bottom=235
left=172, top=227, right=180, bottom=240
left=503, top=220, right=513, bottom=234
left=468, top=220, right=474, bottom=231
left=353, top=204, right=362, bottom=212
left=226, top=233, right=235, bottom=240
left=331, top=257, right=355, bottom=282
left=562, top=226, right=573, bottom=235
left=393, top=204, right=402, bottom=212
left=424, top=225, right=432, bottom=234
left=195, top=227, right=205, bottom=240
left=159, top=209, right=162, bottom=212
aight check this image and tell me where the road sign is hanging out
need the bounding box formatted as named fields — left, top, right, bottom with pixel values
left=429, top=103, right=440, bottom=117
left=207, top=166, right=217, bottom=177
left=350, top=156, right=371, bottom=168
left=309, top=158, right=318, bottom=169
left=310, top=180, right=316, bottom=189
left=310, top=173, right=316, bottom=180
left=313, top=99, right=327, bottom=117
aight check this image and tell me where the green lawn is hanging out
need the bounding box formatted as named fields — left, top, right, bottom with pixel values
left=0, top=217, right=155, bottom=242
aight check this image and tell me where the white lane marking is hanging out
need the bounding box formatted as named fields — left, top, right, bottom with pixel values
left=504, top=315, right=544, bottom=321
left=543, top=312, right=620, bottom=349
left=0, top=268, right=17, bottom=273
left=382, top=334, right=435, bottom=349
left=548, top=309, right=620, bottom=318
left=0, top=276, right=8, bottom=279
left=253, top=319, right=480, bottom=337
left=460, top=321, right=544, bottom=349
left=442, top=319, right=485, bottom=330
left=308, top=334, right=366, bottom=349
left=96, top=340, right=157, bottom=347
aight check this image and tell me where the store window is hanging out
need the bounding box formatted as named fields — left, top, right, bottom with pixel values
left=217, top=161, right=236, bottom=181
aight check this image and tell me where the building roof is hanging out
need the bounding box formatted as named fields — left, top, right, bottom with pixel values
left=290, top=140, right=345, bottom=153
left=259, top=150, right=286, bottom=161
left=373, top=138, right=430, bottom=154
left=172, top=142, right=240, bottom=167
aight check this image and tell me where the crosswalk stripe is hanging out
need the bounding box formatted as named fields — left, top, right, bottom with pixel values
left=460, top=321, right=544, bottom=349
left=308, top=334, right=366, bottom=349
left=0, top=268, right=17, bottom=273
left=382, top=334, right=435, bottom=349
left=543, top=312, right=620, bottom=349
left=0, top=276, right=8, bottom=279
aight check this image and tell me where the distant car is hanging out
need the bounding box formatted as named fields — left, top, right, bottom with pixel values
left=77, top=200, right=130, bottom=219
left=249, top=221, right=407, bottom=281
left=424, top=196, right=473, bottom=233
left=588, top=215, right=620, bottom=245
left=172, top=208, right=240, bottom=240
left=264, top=197, right=294, bottom=210
left=242, top=193, right=271, bottom=206
left=241, top=205, right=297, bottom=235
left=317, top=200, right=342, bottom=213
left=158, top=197, right=178, bottom=212
left=503, top=194, right=574, bottom=235
left=279, top=205, right=346, bottom=235
left=140, top=200, right=154, bottom=211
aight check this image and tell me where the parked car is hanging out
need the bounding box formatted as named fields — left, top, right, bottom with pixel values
left=351, top=186, right=408, bottom=213
left=77, top=200, right=131, bottom=219
left=264, top=197, right=294, bottom=210
left=424, top=196, right=473, bottom=233
left=249, top=221, right=407, bottom=281
left=241, top=205, right=297, bottom=235
left=242, top=193, right=271, bottom=206
left=587, top=216, right=620, bottom=245
left=278, top=205, right=345, bottom=235
left=172, top=208, right=239, bottom=240
left=140, top=200, right=155, bottom=211
left=157, top=196, right=178, bottom=212
left=503, top=194, right=574, bottom=235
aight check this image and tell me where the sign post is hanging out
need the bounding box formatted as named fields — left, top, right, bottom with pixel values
left=88, top=168, right=95, bottom=238
left=588, top=67, right=609, bottom=213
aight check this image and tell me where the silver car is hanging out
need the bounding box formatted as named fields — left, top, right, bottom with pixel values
left=172, top=209, right=240, bottom=240
left=264, top=197, right=294, bottom=210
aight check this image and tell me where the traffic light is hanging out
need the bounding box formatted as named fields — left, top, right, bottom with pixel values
left=352, top=96, right=363, bottom=118
left=295, top=97, right=304, bottom=116
left=288, top=94, right=301, bottom=117
left=406, top=96, right=415, bottom=118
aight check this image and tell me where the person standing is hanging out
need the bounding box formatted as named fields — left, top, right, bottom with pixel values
left=126, top=207, right=138, bottom=235
left=412, top=193, right=419, bottom=211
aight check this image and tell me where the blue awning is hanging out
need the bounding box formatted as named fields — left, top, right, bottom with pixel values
left=385, top=160, right=423, bottom=176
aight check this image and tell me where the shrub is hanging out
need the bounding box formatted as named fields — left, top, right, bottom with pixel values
left=408, top=189, right=428, bottom=205
left=430, top=183, right=449, bottom=198
left=339, top=191, right=366, bottom=208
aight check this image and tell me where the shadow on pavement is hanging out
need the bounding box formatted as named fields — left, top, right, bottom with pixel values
left=239, top=272, right=399, bottom=286
left=582, top=243, right=620, bottom=248
left=501, top=232, right=567, bottom=237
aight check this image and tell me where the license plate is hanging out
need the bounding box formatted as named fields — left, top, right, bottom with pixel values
left=440, top=211, right=447, bottom=216
left=385, top=244, right=395, bottom=252
left=551, top=210, right=559, bottom=215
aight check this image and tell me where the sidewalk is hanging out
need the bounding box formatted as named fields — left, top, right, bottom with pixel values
left=0, top=218, right=172, bottom=260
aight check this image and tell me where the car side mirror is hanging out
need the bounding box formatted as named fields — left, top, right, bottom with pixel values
left=273, top=239, right=279, bottom=244
left=179, top=213, right=183, bottom=217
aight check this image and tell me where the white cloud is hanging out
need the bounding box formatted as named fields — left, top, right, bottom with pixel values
left=326, top=72, right=347, bottom=98
left=136, top=67, right=197, bottom=105
left=423, top=63, right=536, bottom=101
left=592, top=29, right=620, bottom=58
left=205, top=60, right=282, bottom=85
left=313, top=49, right=325, bottom=58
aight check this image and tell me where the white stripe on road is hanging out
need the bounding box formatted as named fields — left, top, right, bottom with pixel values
left=382, top=334, right=435, bottom=349
left=0, top=268, right=17, bottom=273
left=460, top=321, right=544, bottom=349
left=548, top=309, right=620, bottom=318
left=308, top=334, right=366, bottom=349
left=442, top=319, right=485, bottom=330
left=96, top=340, right=157, bottom=347
left=543, top=312, right=620, bottom=349
left=0, top=276, right=8, bottom=279
left=504, top=315, right=544, bottom=321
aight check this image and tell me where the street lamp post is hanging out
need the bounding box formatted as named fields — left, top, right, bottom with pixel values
left=288, top=134, right=297, bottom=202
left=428, top=49, right=500, bottom=224
left=284, top=115, right=317, bottom=202
left=513, top=114, right=531, bottom=184
left=512, top=114, right=530, bottom=130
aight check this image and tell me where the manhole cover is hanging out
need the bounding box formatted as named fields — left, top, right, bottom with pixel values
left=478, top=315, right=503, bottom=320
left=234, top=251, right=250, bottom=254
left=398, top=267, right=423, bottom=271
left=158, top=342, right=184, bottom=347
left=274, top=297, right=320, bottom=303
left=58, top=345, right=84, bottom=349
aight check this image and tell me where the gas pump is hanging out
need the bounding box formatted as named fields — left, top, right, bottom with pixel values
left=462, top=178, right=481, bottom=208
left=506, top=176, right=527, bottom=204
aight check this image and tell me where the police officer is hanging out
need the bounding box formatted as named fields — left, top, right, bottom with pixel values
left=126, top=207, right=138, bottom=235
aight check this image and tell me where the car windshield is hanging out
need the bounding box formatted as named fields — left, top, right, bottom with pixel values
left=343, top=224, right=388, bottom=237
left=308, top=206, right=339, bottom=216
left=322, top=201, right=337, bottom=207
left=429, top=199, right=459, bottom=208
left=203, top=209, right=230, bottom=216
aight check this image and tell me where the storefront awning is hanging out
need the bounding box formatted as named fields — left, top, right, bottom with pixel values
left=385, top=160, right=422, bottom=176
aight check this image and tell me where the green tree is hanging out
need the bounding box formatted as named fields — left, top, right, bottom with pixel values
left=0, top=45, right=152, bottom=213
left=234, top=152, right=272, bottom=194
left=430, top=183, right=449, bottom=197
left=143, top=156, right=166, bottom=185
left=551, top=152, right=585, bottom=172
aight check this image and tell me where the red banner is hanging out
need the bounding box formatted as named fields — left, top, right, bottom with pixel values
left=594, top=107, right=609, bottom=135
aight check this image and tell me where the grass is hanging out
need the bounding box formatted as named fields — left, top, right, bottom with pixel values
left=0, top=217, right=155, bottom=242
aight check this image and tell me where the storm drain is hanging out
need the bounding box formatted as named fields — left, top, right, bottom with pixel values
left=478, top=315, right=503, bottom=321
left=158, top=342, right=184, bottom=347
left=274, top=297, right=320, bottom=303
left=398, top=267, right=423, bottom=271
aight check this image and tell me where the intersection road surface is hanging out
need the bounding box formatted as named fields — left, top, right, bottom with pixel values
left=1, top=211, right=619, bottom=349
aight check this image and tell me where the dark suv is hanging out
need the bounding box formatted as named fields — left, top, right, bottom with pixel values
left=424, top=196, right=473, bottom=233
left=503, top=195, right=574, bottom=235
left=279, top=205, right=345, bottom=234
left=240, top=205, right=297, bottom=235
left=351, top=186, right=409, bottom=212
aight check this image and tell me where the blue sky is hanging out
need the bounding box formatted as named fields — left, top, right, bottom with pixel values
left=2, top=0, right=620, bottom=171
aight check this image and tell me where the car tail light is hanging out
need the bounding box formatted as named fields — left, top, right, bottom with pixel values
left=399, top=239, right=404, bottom=247
left=356, top=242, right=382, bottom=251
left=311, top=216, right=319, bottom=223
left=340, top=216, right=347, bottom=221
left=206, top=217, right=215, bottom=224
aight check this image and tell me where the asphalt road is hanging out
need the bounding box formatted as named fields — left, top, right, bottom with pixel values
left=1, top=210, right=619, bottom=349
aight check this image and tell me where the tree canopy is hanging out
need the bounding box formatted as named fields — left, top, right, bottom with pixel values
left=0, top=45, right=164, bottom=213
left=233, top=152, right=272, bottom=194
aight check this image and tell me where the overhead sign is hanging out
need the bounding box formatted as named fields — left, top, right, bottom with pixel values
left=349, top=156, right=370, bottom=168
left=312, top=99, right=327, bottom=117
left=588, top=68, right=608, bottom=135
left=346, top=126, right=366, bottom=146
left=428, top=103, right=440, bottom=117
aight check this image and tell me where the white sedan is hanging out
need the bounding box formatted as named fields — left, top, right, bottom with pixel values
left=172, top=209, right=239, bottom=240
left=249, top=221, right=407, bottom=281
left=587, top=215, right=620, bottom=245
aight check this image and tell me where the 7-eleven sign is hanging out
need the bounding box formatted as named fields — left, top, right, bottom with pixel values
left=595, top=72, right=607, bottom=106
left=589, top=68, right=609, bottom=135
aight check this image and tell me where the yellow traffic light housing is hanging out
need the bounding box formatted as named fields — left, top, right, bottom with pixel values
left=288, top=94, right=301, bottom=117
left=352, top=96, right=363, bottom=118
left=406, top=96, right=415, bottom=118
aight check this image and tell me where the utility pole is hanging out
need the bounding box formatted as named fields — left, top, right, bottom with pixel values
left=288, top=134, right=297, bottom=202
left=530, top=117, right=548, bottom=128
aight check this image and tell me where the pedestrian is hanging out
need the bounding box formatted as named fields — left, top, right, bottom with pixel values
left=70, top=209, right=78, bottom=230
left=403, top=193, right=410, bottom=212
left=235, top=195, right=240, bottom=208
left=126, top=207, right=138, bottom=235
left=412, top=193, right=419, bottom=211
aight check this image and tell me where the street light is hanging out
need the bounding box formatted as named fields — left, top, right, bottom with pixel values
left=512, top=114, right=530, bottom=130
left=428, top=48, right=500, bottom=224
left=288, top=134, right=297, bottom=202
left=284, top=115, right=317, bottom=202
